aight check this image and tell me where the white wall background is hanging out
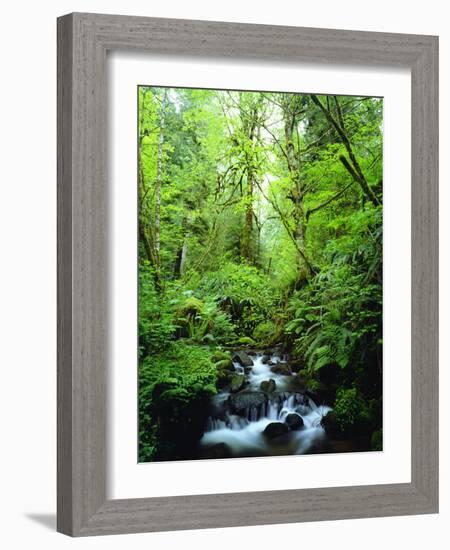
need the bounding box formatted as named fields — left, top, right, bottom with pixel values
left=0, top=1, right=446, bottom=548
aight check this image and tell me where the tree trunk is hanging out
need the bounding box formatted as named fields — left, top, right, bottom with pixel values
left=282, top=95, right=312, bottom=281
left=154, top=89, right=167, bottom=288
left=174, top=236, right=188, bottom=278
left=310, top=94, right=380, bottom=206
left=241, top=173, right=254, bottom=262
left=139, top=220, right=153, bottom=265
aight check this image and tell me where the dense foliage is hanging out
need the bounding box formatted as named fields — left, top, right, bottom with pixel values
left=138, top=87, right=383, bottom=461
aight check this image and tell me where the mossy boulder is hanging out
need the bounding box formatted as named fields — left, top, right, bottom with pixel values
left=211, top=350, right=231, bottom=363
left=215, top=358, right=234, bottom=372
left=215, top=358, right=234, bottom=388
left=260, top=379, right=276, bottom=393
left=230, top=373, right=246, bottom=393
left=232, top=350, right=254, bottom=367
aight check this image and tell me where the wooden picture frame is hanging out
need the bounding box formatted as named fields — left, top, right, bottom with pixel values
left=57, top=12, right=439, bottom=536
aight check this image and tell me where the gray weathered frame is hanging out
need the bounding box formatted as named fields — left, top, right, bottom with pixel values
left=57, top=12, right=439, bottom=537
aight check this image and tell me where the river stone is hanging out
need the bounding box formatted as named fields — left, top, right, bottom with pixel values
left=289, top=359, right=304, bottom=373
left=215, top=358, right=234, bottom=372
left=285, top=413, right=304, bottom=430
left=261, top=355, right=270, bottom=364
left=215, top=359, right=235, bottom=388
left=270, top=363, right=292, bottom=376
left=211, top=350, right=231, bottom=363
left=260, top=379, right=276, bottom=393
left=228, top=391, right=267, bottom=414
left=230, top=373, right=246, bottom=393
left=232, top=350, right=254, bottom=367
left=263, top=422, right=289, bottom=439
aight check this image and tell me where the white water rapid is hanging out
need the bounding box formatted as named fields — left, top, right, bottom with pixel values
left=200, top=352, right=332, bottom=458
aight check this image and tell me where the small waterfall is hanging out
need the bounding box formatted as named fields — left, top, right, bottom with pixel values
left=201, top=350, right=333, bottom=457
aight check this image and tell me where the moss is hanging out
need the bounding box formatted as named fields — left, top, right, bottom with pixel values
left=215, top=358, right=234, bottom=389
left=211, top=350, right=231, bottom=363
left=215, top=358, right=233, bottom=372
left=237, top=336, right=256, bottom=346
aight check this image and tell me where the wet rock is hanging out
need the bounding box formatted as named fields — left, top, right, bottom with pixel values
left=200, top=442, right=232, bottom=459
left=215, top=359, right=235, bottom=389
left=289, top=359, right=304, bottom=373
left=229, top=391, right=267, bottom=415
left=263, top=422, right=289, bottom=439
left=215, top=358, right=234, bottom=372
left=285, top=413, right=304, bottom=430
left=321, top=410, right=342, bottom=438
left=260, top=379, right=277, bottom=393
left=261, top=355, right=270, bottom=364
left=216, top=372, right=231, bottom=389
left=211, top=350, right=231, bottom=363
left=230, top=373, right=246, bottom=393
left=270, top=363, right=292, bottom=376
left=305, top=387, right=335, bottom=407
left=232, top=350, right=254, bottom=367
left=287, top=374, right=307, bottom=392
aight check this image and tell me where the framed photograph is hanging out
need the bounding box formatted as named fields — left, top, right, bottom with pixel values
left=57, top=13, right=438, bottom=536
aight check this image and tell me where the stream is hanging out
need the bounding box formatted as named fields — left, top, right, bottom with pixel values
left=198, top=350, right=333, bottom=459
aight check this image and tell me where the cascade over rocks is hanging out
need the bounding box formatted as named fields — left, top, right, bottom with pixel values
left=200, top=351, right=334, bottom=458
left=228, top=391, right=268, bottom=414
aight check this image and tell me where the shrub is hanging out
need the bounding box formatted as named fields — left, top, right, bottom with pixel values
left=139, top=262, right=176, bottom=357
left=253, top=320, right=279, bottom=345
left=333, top=388, right=364, bottom=432
left=139, top=342, right=217, bottom=462
left=322, top=387, right=371, bottom=439
left=197, top=261, right=278, bottom=335
left=174, top=291, right=237, bottom=344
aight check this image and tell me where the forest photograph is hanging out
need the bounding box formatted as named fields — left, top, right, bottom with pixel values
left=138, top=86, right=383, bottom=463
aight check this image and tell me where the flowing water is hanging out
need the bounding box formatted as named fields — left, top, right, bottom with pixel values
left=199, top=351, right=332, bottom=458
